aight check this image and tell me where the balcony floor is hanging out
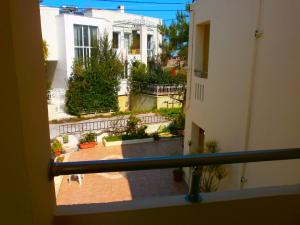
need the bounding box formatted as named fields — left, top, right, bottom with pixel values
left=56, top=139, right=188, bottom=205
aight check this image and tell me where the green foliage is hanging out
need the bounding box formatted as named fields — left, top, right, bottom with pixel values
left=201, top=141, right=227, bottom=192
left=125, top=115, right=148, bottom=138
left=106, top=115, right=148, bottom=142
left=51, top=139, right=62, bottom=152
left=159, top=7, right=190, bottom=65
left=79, top=133, right=96, bottom=144
left=130, top=58, right=187, bottom=93
left=155, top=107, right=182, bottom=120
left=168, top=113, right=185, bottom=135
left=66, top=34, right=124, bottom=116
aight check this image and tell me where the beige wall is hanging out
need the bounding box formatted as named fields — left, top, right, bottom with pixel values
left=0, top=1, right=55, bottom=224
left=55, top=185, right=300, bottom=225
left=244, top=0, right=300, bottom=188
left=118, top=95, right=129, bottom=112
left=185, top=0, right=300, bottom=190
left=131, top=94, right=182, bottom=111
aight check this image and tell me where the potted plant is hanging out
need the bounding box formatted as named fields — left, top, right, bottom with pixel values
left=173, top=167, right=184, bottom=182
left=51, top=139, right=62, bottom=156
left=79, top=133, right=97, bottom=149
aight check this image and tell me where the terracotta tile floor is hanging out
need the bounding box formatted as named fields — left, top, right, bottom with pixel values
left=56, top=139, right=188, bottom=205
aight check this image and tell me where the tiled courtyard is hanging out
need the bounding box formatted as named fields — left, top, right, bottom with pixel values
left=56, top=139, right=188, bottom=205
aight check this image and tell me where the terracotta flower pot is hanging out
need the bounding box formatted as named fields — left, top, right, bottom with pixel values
left=79, top=142, right=97, bottom=149
left=54, top=149, right=61, bottom=156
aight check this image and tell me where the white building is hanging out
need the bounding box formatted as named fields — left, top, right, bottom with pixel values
left=40, top=5, right=162, bottom=119
left=185, top=0, right=300, bottom=190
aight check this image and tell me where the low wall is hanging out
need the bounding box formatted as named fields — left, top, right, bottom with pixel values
left=130, top=93, right=182, bottom=111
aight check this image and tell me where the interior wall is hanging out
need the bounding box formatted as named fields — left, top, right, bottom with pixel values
left=0, top=0, right=55, bottom=224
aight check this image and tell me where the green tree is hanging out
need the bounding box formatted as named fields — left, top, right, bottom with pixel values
left=66, top=34, right=124, bottom=116
left=159, top=5, right=190, bottom=66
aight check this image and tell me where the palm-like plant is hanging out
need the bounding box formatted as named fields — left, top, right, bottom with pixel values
left=200, top=141, right=227, bottom=192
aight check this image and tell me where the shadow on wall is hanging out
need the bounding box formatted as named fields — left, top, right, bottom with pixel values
left=121, top=139, right=188, bottom=200
left=46, top=60, right=58, bottom=84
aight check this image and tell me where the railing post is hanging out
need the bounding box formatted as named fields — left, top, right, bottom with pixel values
left=186, top=166, right=202, bottom=202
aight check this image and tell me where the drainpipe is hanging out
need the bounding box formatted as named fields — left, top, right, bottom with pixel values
left=240, top=0, right=263, bottom=189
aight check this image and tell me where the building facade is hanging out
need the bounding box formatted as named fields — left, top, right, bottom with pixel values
left=40, top=5, right=162, bottom=119
left=185, top=0, right=300, bottom=190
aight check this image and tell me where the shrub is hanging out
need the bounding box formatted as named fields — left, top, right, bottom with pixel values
left=79, top=133, right=96, bottom=144
left=125, top=115, right=148, bottom=138
left=51, top=140, right=62, bottom=152
left=66, top=34, right=124, bottom=116
left=201, top=141, right=227, bottom=192
left=168, top=113, right=185, bottom=135
left=126, top=115, right=141, bottom=136
left=129, top=58, right=187, bottom=93
left=155, top=107, right=182, bottom=120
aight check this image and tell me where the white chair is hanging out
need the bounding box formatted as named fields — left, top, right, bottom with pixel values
left=67, top=174, right=84, bottom=185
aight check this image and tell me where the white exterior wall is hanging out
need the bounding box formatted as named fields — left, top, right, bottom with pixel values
left=40, top=7, right=60, bottom=60
left=185, top=0, right=300, bottom=190
left=40, top=6, right=162, bottom=117
left=60, top=14, right=112, bottom=84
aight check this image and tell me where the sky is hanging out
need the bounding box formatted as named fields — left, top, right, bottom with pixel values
left=40, top=0, right=190, bottom=25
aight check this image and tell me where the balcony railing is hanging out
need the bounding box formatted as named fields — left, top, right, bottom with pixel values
left=132, top=83, right=186, bottom=96
left=50, top=148, right=300, bottom=202
left=58, top=114, right=168, bottom=135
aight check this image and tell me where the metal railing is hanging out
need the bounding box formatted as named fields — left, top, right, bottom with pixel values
left=58, top=115, right=168, bottom=135
left=133, top=83, right=186, bottom=96
left=50, top=148, right=300, bottom=202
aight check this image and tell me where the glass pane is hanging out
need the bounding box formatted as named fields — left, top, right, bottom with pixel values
left=147, top=35, right=153, bottom=49
left=75, top=48, right=83, bottom=59
left=83, top=26, right=89, bottom=47
left=124, top=33, right=130, bottom=50
left=90, top=27, right=98, bottom=47
left=113, top=32, right=119, bottom=49
left=74, top=25, right=82, bottom=46
left=84, top=48, right=90, bottom=60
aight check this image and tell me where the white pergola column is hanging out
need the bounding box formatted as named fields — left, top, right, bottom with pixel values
left=140, top=26, right=148, bottom=64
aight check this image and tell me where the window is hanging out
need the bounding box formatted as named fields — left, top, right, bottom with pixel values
left=113, top=32, right=120, bottom=49
left=194, top=22, right=210, bottom=78
left=74, top=25, right=98, bottom=61
left=124, top=33, right=131, bottom=51
left=147, top=34, right=153, bottom=50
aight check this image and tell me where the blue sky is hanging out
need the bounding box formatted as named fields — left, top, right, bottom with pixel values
left=41, top=0, right=189, bottom=25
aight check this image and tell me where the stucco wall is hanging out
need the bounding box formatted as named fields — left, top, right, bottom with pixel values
left=130, top=94, right=182, bottom=111
left=118, top=95, right=129, bottom=112
left=243, top=0, right=300, bottom=188
left=1, top=1, right=55, bottom=224
left=130, top=94, right=157, bottom=111
left=185, top=0, right=300, bottom=190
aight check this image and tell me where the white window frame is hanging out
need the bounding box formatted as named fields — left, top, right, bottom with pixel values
left=74, top=25, right=98, bottom=61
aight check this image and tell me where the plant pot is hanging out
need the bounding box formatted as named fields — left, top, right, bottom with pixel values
left=173, top=168, right=184, bottom=182
left=54, top=149, right=61, bottom=156
left=79, top=141, right=97, bottom=149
